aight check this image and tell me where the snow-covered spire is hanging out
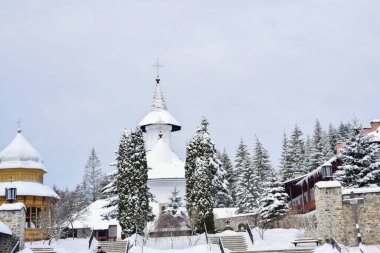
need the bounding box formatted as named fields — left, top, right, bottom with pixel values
left=0, top=129, right=46, bottom=171
left=151, top=80, right=167, bottom=111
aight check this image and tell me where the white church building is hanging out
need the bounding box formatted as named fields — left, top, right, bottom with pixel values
left=139, top=76, right=186, bottom=204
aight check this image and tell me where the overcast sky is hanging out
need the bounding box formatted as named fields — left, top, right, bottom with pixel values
left=0, top=0, right=379, bottom=189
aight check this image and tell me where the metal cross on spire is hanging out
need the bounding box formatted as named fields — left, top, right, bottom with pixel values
left=152, top=58, right=164, bottom=83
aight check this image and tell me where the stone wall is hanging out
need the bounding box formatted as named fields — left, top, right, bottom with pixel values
left=315, top=181, right=380, bottom=247
left=215, top=214, right=257, bottom=232
left=0, top=233, right=13, bottom=253
left=0, top=203, right=26, bottom=250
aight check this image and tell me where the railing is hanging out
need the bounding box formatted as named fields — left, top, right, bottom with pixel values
left=218, top=237, right=225, bottom=253
left=204, top=222, right=209, bottom=245
left=125, top=241, right=133, bottom=253
left=246, top=222, right=254, bottom=245
left=88, top=229, right=95, bottom=249
left=10, top=240, right=20, bottom=253
left=329, top=237, right=350, bottom=253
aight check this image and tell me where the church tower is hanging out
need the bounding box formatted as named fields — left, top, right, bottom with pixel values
left=0, top=128, right=59, bottom=241
left=137, top=60, right=185, bottom=203
left=139, top=77, right=181, bottom=151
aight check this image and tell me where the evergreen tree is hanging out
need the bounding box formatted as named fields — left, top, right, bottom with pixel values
left=259, top=171, right=289, bottom=226
left=192, top=155, right=215, bottom=233
left=288, top=125, right=305, bottom=174
left=309, top=119, right=324, bottom=172
left=116, top=128, right=151, bottom=238
left=185, top=118, right=216, bottom=233
left=335, top=121, right=380, bottom=188
left=217, top=149, right=236, bottom=207
left=81, top=148, right=104, bottom=204
left=321, top=131, right=334, bottom=162
left=337, top=121, right=351, bottom=142
left=279, top=133, right=293, bottom=181
left=252, top=136, right=272, bottom=184
left=165, top=187, right=183, bottom=215
left=235, top=139, right=260, bottom=214
left=327, top=123, right=339, bottom=155
left=303, top=135, right=312, bottom=173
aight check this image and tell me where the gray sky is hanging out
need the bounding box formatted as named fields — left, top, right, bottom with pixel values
left=0, top=0, right=379, bottom=189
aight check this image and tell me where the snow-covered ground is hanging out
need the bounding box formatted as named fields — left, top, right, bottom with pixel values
left=21, top=239, right=92, bottom=253
left=18, top=229, right=380, bottom=253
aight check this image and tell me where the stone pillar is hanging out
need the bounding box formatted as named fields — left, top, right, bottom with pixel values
left=314, top=181, right=344, bottom=243
left=0, top=203, right=26, bottom=250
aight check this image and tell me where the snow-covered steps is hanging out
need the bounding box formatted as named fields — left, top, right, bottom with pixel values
left=240, top=249, right=314, bottom=253
left=209, top=235, right=248, bottom=252
left=29, top=247, right=57, bottom=253
left=95, top=241, right=128, bottom=253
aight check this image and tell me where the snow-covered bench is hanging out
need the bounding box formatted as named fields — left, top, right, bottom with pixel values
left=291, top=238, right=321, bottom=246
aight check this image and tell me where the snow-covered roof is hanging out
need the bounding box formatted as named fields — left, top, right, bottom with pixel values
left=71, top=199, right=119, bottom=230
left=0, top=181, right=59, bottom=198
left=146, top=139, right=185, bottom=179
left=296, top=156, right=338, bottom=186
left=213, top=208, right=238, bottom=219
left=367, top=126, right=380, bottom=142
left=0, top=203, right=26, bottom=211
left=139, top=82, right=181, bottom=132
left=283, top=175, right=306, bottom=184
left=315, top=181, right=342, bottom=189
left=342, top=187, right=380, bottom=195
left=0, top=130, right=46, bottom=171
left=139, top=110, right=181, bottom=132
left=0, top=221, right=12, bottom=235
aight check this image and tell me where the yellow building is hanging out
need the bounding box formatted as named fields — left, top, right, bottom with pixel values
left=0, top=129, right=59, bottom=241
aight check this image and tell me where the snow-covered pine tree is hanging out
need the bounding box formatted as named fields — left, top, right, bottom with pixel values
left=279, top=133, right=293, bottom=181
left=192, top=155, right=215, bottom=233
left=81, top=148, right=104, bottom=204
left=337, top=121, right=351, bottom=142
left=185, top=118, right=217, bottom=233
left=116, top=127, right=151, bottom=238
left=309, top=119, right=324, bottom=172
left=327, top=123, right=339, bottom=155
left=335, top=121, right=380, bottom=188
left=165, top=187, right=183, bottom=215
left=321, top=131, right=334, bottom=162
left=235, top=139, right=260, bottom=214
left=303, top=135, right=312, bottom=173
left=259, top=171, right=289, bottom=226
left=217, top=149, right=236, bottom=206
left=288, top=125, right=305, bottom=174
left=252, top=136, right=272, bottom=185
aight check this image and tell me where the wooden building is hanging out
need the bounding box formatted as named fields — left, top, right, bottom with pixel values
left=284, top=157, right=342, bottom=214
left=0, top=129, right=59, bottom=241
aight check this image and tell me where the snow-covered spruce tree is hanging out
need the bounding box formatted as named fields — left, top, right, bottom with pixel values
left=335, top=121, right=380, bottom=188
left=235, top=139, right=260, bottom=214
left=165, top=187, right=183, bottom=215
left=279, top=133, right=293, bottom=181
left=288, top=125, right=305, bottom=174
left=321, top=131, right=334, bottom=162
left=303, top=135, right=312, bottom=173
left=81, top=148, right=104, bottom=204
left=192, top=155, right=215, bottom=233
left=327, top=123, right=339, bottom=155
left=337, top=121, right=351, bottom=142
left=116, top=128, right=152, bottom=238
left=217, top=149, right=236, bottom=206
left=259, top=171, right=289, bottom=227
left=309, top=119, right=324, bottom=172
left=252, top=136, right=272, bottom=185
left=185, top=118, right=217, bottom=233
